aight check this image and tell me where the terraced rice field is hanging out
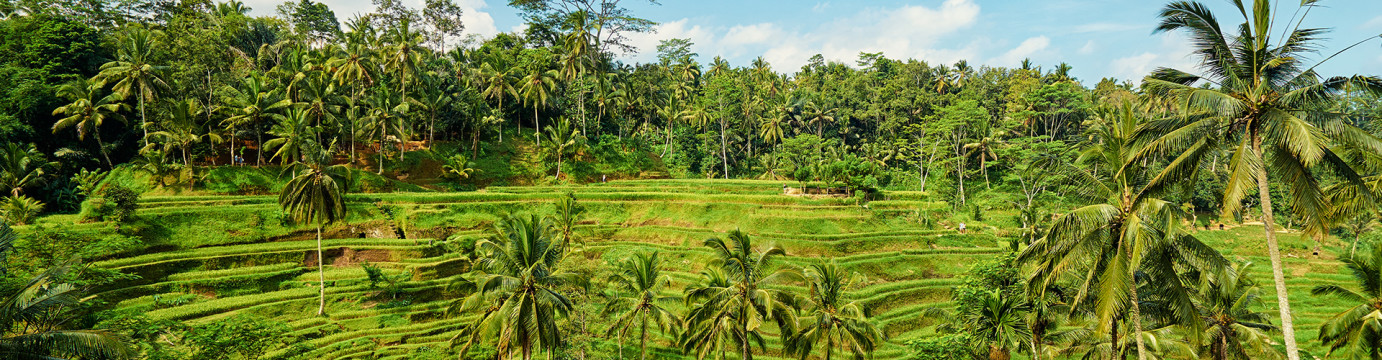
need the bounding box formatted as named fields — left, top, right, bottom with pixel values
left=52, top=179, right=1352, bottom=358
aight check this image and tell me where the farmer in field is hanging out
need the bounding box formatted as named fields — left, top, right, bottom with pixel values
left=958, top=222, right=967, bottom=234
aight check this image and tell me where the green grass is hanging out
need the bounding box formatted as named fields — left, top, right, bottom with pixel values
left=26, top=179, right=1362, bottom=358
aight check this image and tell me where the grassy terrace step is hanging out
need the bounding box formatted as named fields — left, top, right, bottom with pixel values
left=94, top=238, right=430, bottom=269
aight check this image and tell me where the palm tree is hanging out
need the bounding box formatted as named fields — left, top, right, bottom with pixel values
left=149, top=98, right=218, bottom=167
left=682, top=230, right=799, bottom=360
left=1313, top=244, right=1382, bottom=358
left=1141, top=2, right=1382, bottom=356
left=223, top=72, right=292, bottom=166
left=277, top=142, right=349, bottom=316
left=962, top=291, right=1032, bottom=360
left=52, top=78, right=126, bottom=169
left=364, top=87, right=409, bottom=174
left=1019, top=103, right=1228, bottom=360
left=94, top=28, right=170, bottom=147
left=784, top=262, right=883, bottom=360
left=460, top=214, right=576, bottom=360
left=606, top=252, right=682, bottom=360
left=546, top=119, right=582, bottom=180
left=1193, top=262, right=1278, bottom=360
left=474, top=63, right=517, bottom=142
left=383, top=18, right=424, bottom=99
left=0, top=143, right=54, bottom=197
left=263, top=108, right=318, bottom=165
left=518, top=68, right=559, bottom=147
left=0, top=240, right=132, bottom=359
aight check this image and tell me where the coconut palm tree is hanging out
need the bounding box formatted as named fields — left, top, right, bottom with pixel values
left=277, top=142, right=349, bottom=316
left=0, top=244, right=133, bottom=359
left=784, top=262, right=883, bottom=360
left=605, top=252, right=682, bottom=360
left=94, top=28, right=170, bottom=147
left=1313, top=243, right=1382, bottom=358
left=148, top=98, right=218, bottom=167
left=223, top=72, right=292, bottom=166
left=1019, top=102, right=1228, bottom=360
left=518, top=68, right=559, bottom=147
left=460, top=214, right=576, bottom=360
left=473, top=62, right=517, bottom=142
left=1192, top=262, right=1278, bottom=360
left=0, top=143, right=54, bottom=197
left=52, top=78, right=126, bottom=169
left=546, top=118, right=582, bottom=179
left=1139, top=2, right=1382, bottom=356
left=962, top=291, right=1032, bottom=360
left=682, top=230, right=799, bottom=360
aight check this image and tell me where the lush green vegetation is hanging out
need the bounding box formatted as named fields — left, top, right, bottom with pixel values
left=3, top=0, right=1382, bottom=359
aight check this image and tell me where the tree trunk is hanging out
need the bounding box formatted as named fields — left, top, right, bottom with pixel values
left=257, top=125, right=264, bottom=167
left=139, top=90, right=149, bottom=148
left=640, top=317, right=648, bottom=360
left=316, top=225, right=326, bottom=316
left=1128, top=268, right=1148, bottom=360
left=720, top=119, right=729, bottom=179
left=1253, top=135, right=1300, bottom=360
left=534, top=107, right=541, bottom=148
left=95, top=131, right=114, bottom=169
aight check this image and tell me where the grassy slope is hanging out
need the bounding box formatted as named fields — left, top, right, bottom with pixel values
left=23, top=179, right=1353, bottom=359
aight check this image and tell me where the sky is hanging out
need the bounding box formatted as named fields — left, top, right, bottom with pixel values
left=240, top=0, right=1382, bottom=84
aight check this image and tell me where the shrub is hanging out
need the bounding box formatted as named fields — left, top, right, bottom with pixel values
left=1, top=195, right=44, bottom=225
left=99, top=183, right=140, bottom=223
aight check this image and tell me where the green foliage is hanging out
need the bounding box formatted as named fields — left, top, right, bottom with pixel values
left=905, top=333, right=973, bottom=360
left=93, top=182, right=140, bottom=223
left=0, top=194, right=43, bottom=225
left=183, top=314, right=303, bottom=360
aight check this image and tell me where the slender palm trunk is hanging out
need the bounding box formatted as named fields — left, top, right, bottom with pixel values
left=640, top=317, right=648, bottom=360
left=95, top=131, right=114, bottom=169
left=1128, top=271, right=1147, bottom=360
left=1252, top=135, right=1300, bottom=360
left=257, top=125, right=265, bottom=167
left=534, top=107, right=541, bottom=148
left=316, top=225, right=326, bottom=316
left=720, top=119, right=729, bottom=179
left=139, top=91, right=149, bottom=147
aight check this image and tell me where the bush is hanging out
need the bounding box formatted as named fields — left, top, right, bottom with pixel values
left=98, top=183, right=140, bottom=223
left=906, top=333, right=974, bottom=360
left=1, top=195, right=44, bottom=225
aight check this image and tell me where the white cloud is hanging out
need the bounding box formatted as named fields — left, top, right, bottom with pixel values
left=1364, top=15, right=1382, bottom=29
left=757, top=0, right=983, bottom=70
left=621, top=19, right=717, bottom=64
left=1108, top=34, right=1197, bottom=81
left=1078, top=40, right=1097, bottom=55
left=990, top=36, right=1050, bottom=67
left=812, top=2, right=831, bottom=13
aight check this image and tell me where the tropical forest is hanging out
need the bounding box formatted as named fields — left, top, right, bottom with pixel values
left=2, top=0, right=1382, bottom=359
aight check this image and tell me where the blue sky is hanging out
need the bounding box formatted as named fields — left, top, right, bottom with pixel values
left=243, top=0, right=1382, bottom=84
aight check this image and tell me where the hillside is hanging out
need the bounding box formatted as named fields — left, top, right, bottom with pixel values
left=14, top=179, right=1353, bottom=359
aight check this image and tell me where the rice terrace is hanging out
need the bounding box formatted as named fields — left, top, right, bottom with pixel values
left=2, top=0, right=1382, bottom=359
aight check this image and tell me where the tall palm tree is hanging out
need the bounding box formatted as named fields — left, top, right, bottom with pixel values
left=461, top=214, right=576, bottom=360
left=784, top=262, right=883, bottom=360
left=94, top=28, right=170, bottom=147
left=473, top=62, right=517, bottom=142
left=383, top=18, right=424, bottom=99
left=1313, top=244, right=1382, bottom=358
left=518, top=68, right=559, bottom=147
left=0, top=241, right=132, bottom=359
left=52, top=78, right=126, bottom=169
left=263, top=108, right=318, bottom=165
left=364, top=87, right=409, bottom=174
left=682, top=230, right=799, bottom=360
left=1019, top=103, right=1228, bottom=360
left=223, top=73, right=292, bottom=166
left=606, top=252, right=682, bottom=360
left=1193, top=262, right=1278, bottom=360
left=1140, top=2, right=1382, bottom=356
left=277, top=142, right=349, bottom=316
